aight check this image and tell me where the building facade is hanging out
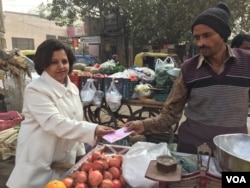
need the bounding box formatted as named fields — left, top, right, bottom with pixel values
left=0, top=0, right=5, bottom=50
left=3, top=11, right=68, bottom=50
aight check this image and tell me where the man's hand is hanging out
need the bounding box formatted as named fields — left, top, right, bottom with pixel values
left=125, top=120, right=145, bottom=135
left=95, top=125, right=115, bottom=139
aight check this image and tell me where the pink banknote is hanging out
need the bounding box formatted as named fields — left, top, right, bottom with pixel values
left=102, top=127, right=134, bottom=143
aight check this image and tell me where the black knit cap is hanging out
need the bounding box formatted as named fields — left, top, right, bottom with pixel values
left=191, top=2, right=231, bottom=42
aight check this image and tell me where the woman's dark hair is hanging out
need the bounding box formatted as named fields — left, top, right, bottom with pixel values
left=231, top=33, right=250, bottom=48
left=34, top=39, right=75, bottom=75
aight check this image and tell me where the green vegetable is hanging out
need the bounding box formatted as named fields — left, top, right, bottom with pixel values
left=111, top=65, right=126, bottom=74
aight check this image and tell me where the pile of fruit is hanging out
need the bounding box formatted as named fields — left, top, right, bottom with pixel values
left=61, top=150, right=127, bottom=188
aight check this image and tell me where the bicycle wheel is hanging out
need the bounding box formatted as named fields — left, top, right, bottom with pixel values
left=95, top=105, right=118, bottom=128
left=112, top=104, right=133, bottom=126
left=83, top=105, right=99, bottom=123
left=127, top=107, right=160, bottom=121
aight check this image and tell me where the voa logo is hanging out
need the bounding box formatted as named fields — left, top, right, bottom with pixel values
left=226, top=176, right=246, bottom=184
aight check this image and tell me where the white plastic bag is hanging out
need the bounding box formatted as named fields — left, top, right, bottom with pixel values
left=162, top=56, right=175, bottom=68
left=92, top=90, right=104, bottom=107
left=155, top=57, right=175, bottom=70
left=122, top=142, right=171, bottom=188
left=80, top=78, right=97, bottom=106
left=155, top=58, right=165, bottom=70
left=105, top=80, right=122, bottom=112
left=140, top=67, right=156, bottom=84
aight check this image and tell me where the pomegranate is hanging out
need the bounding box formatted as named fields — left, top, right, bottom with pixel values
left=92, top=160, right=105, bottom=172
left=87, top=156, right=93, bottom=162
left=81, top=161, right=92, bottom=172
left=88, top=170, right=103, bottom=186
left=71, top=170, right=80, bottom=179
left=100, top=179, right=114, bottom=188
left=75, top=171, right=87, bottom=183
left=100, top=153, right=108, bottom=160
left=61, top=177, right=74, bottom=188
left=112, top=179, right=122, bottom=188
left=88, top=167, right=94, bottom=174
left=108, top=167, right=120, bottom=180
left=113, top=153, right=123, bottom=163
left=101, top=158, right=110, bottom=170
left=92, top=151, right=102, bottom=161
left=103, top=171, right=113, bottom=180
left=109, top=157, right=121, bottom=168
left=75, top=183, right=88, bottom=188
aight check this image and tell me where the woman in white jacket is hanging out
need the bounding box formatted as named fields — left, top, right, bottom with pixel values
left=6, top=39, right=114, bottom=188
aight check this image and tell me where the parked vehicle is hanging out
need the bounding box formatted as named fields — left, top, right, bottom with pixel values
left=21, top=50, right=36, bottom=61
left=74, top=54, right=101, bottom=66
left=134, top=52, right=179, bottom=70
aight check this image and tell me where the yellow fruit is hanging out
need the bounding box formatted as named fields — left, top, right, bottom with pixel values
left=44, top=180, right=66, bottom=188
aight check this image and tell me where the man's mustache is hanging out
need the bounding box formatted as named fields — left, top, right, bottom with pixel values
left=199, top=45, right=209, bottom=50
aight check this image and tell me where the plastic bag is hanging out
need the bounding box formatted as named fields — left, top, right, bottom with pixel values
left=155, top=58, right=165, bottom=70
left=140, top=67, right=156, bottom=84
left=105, top=79, right=122, bottom=112
left=155, top=57, right=175, bottom=87
left=80, top=78, right=97, bottom=106
left=92, top=90, right=104, bottom=107
left=155, top=56, right=175, bottom=70
left=122, top=142, right=171, bottom=188
left=163, top=56, right=175, bottom=68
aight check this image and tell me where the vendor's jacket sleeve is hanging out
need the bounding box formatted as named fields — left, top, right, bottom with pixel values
left=143, top=72, right=188, bottom=133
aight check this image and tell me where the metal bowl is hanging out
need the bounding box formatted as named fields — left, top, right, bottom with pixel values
left=213, top=133, right=250, bottom=171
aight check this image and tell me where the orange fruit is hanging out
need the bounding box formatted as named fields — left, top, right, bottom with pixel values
left=44, top=180, right=66, bottom=188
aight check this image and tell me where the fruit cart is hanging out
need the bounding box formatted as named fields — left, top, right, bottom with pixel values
left=60, top=143, right=222, bottom=188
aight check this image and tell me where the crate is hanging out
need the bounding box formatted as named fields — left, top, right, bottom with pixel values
left=69, top=75, right=80, bottom=88
left=79, top=76, right=104, bottom=91
left=103, top=77, right=138, bottom=99
left=0, top=111, right=22, bottom=131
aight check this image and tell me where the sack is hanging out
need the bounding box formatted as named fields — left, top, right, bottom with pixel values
left=105, top=79, right=122, bottom=112
left=122, top=142, right=171, bottom=188
left=80, top=78, right=97, bottom=106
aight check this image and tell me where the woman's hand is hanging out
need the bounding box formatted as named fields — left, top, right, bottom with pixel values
left=95, top=125, right=115, bottom=139
left=125, top=120, right=145, bottom=135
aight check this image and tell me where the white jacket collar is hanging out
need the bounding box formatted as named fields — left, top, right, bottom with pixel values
left=41, top=71, right=79, bottom=97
